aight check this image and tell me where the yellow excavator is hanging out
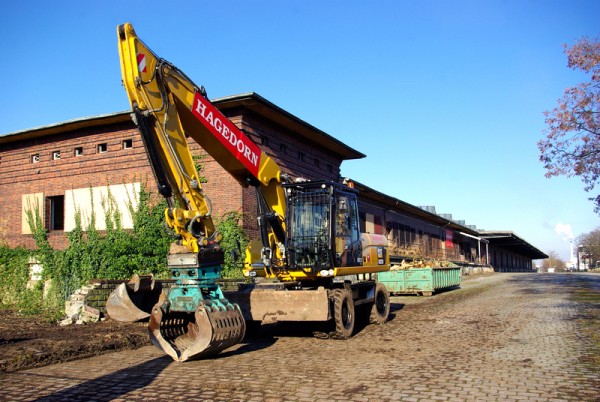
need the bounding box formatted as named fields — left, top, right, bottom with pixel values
left=107, top=23, right=391, bottom=362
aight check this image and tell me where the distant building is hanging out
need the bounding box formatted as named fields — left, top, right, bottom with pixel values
left=0, top=93, right=547, bottom=271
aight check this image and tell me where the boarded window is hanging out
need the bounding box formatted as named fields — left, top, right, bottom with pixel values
left=22, top=193, right=44, bottom=234
left=64, top=183, right=140, bottom=231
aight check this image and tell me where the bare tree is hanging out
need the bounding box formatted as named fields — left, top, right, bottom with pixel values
left=538, top=37, right=600, bottom=213
left=540, top=250, right=566, bottom=272
left=575, top=227, right=600, bottom=269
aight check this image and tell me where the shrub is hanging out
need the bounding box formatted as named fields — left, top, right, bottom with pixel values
left=216, top=212, right=248, bottom=278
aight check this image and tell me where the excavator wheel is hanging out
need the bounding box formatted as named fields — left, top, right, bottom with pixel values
left=330, top=288, right=355, bottom=339
left=369, top=282, right=390, bottom=325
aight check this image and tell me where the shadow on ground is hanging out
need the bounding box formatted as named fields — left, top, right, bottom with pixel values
left=32, top=336, right=279, bottom=401
left=33, top=356, right=172, bottom=402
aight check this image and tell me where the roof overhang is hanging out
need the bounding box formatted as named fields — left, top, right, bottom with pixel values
left=212, top=92, right=365, bottom=161
left=0, top=112, right=132, bottom=145
left=479, top=231, right=548, bottom=260
left=353, top=180, right=480, bottom=236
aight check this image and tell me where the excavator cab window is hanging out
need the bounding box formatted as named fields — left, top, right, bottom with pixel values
left=284, top=182, right=362, bottom=272
left=334, top=193, right=361, bottom=267
left=285, top=183, right=333, bottom=272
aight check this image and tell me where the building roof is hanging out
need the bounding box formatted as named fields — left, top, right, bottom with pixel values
left=353, top=180, right=481, bottom=237
left=355, top=182, right=548, bottom=260
left=0, top=112, right=132, bottom=145
left=0, top=94, right=547, bottom=262
left=479, top=231, right=548, bottom=260
left=213, top=92, right=365, bottom=160
left=0, top=92, right=365, bottom=161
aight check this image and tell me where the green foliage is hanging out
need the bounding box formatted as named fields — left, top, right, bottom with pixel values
left=1, top=184, right=174, bottom=319
left=130, top=187, right=173, bottom=277
left=192, top=153, right=208, bottom=184
left=216, top=212, right=248, bottom=278
left=0, top=246, right=31, bottom=307
left=1, top=181, right=251, bottom=320
left=75, top=185, right=173, bottom=280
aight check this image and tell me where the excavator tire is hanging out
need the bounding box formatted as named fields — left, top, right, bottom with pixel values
left=330, top=288, right=355, bottom=339
left=148, top=298, right=246, bottom=362
left=369, top=282, right=390, bottom=325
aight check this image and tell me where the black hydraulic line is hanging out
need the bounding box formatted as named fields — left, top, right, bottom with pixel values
left=132, top=107, right=173, bottom=200
left=255, top=187, right=286, bottom=247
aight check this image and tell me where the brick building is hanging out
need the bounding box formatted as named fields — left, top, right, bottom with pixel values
left=0, top=92, right=546, bottom=270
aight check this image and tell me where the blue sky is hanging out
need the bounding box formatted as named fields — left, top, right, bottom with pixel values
left=1, top=1, right=598, bottom=261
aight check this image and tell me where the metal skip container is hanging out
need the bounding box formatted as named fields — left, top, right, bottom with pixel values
left=377, top=267, right=461, bottom=296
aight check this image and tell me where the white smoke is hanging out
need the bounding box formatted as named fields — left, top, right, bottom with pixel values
left=554, top=223, right=574, bottom=241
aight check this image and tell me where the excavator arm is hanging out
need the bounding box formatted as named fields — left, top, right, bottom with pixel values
left=117, top=23, right=286, bottom=253
left=110, top=23, right=291, bottom=362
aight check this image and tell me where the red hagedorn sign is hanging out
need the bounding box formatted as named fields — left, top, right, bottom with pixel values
left=191, top=92, right=261, bottom=178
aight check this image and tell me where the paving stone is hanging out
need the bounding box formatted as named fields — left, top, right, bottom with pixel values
left=0, top=273, right=598, bottom=401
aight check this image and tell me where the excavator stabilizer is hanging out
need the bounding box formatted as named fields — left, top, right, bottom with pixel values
left=148, top=298, right=246, bottom=362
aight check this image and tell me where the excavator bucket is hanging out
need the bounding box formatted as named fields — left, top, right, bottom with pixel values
left=105, top=274, right=162, bottom=322
left=148, top=298, right=246, bottom=362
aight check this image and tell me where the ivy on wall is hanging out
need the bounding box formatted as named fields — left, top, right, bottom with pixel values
left=0, top=184, right=249, bottom=320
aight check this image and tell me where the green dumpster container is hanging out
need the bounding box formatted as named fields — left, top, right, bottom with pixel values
left=377, top=267, right=461, bottom=296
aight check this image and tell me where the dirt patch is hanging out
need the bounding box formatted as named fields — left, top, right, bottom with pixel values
left=0, top=309, right=150, bottom=374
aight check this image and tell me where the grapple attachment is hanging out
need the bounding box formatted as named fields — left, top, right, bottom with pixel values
left=148, top=298, right=246, bottom=362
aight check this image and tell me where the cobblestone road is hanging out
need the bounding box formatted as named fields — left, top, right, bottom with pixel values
left=1, top=273, right=598, bottom=401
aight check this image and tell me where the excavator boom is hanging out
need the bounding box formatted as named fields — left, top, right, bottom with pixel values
left=108, top=23, right=265, bottom=361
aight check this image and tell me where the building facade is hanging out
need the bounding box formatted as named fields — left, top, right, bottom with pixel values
left=0, top=93, right=546, bottom=270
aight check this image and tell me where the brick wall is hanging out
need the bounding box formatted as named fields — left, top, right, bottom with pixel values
left=0, top=121, right=154, bottom=249
left=241, top=112, right=341, bottom=182
left=0, top=105, right=345, bottom=250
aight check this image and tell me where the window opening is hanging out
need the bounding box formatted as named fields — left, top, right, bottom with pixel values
left=47, top=195, right=65, bottom=231
left=52, top=150, right=61, bottom=160
left=31, top=154, right=40, bottom=163
left=74, top=147, right=83, bottom=156
left=122, top=139, right=133, bottom=149
left=98, top=143, right=108, bottom=153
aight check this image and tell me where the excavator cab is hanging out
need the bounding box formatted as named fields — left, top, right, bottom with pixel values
left=285, top=181, right=362, bottom=274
